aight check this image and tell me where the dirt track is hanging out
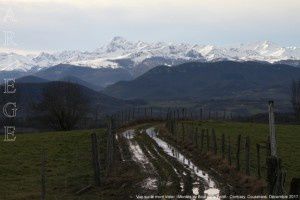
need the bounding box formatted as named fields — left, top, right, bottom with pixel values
left=118, top=126, right=222, bottom=199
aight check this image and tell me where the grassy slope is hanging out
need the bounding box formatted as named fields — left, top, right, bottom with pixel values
left=178, top=121, right=300, bottom=191
left=0, top=129, right=106, bottom=200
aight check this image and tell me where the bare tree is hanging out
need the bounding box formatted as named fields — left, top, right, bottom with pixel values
left=291, top=80, right=300, bottom=121
left=38, top=82, right=89, bottom=130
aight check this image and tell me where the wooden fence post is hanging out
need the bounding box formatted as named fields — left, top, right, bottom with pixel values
left=195, top=127, right=198, bottom=147
left=236, top=134, right=241, bottom=171
left=267, top=136, right=271, bottom=158
left=173, top=110, right=176, bottom=121
left=267, top=101, right=286, bottom=195
left=132, top=108, right=135, bottom=120
left=212, top=128, right=217, bottom=154
left=121, top=111, right=124, bottom=126
left=221, top=133, right=225, bottom=159
left=106, top=118, right=113, bottom=171
left=41, top=149, right=47, bottom=200
left=128, top=109, right=131, bottom=122
left=176, top=122, right=179, bottom=144
left=91, top=132, right=101, bottom=186
left=245, top=136, right=250, bottom=175
left=256, top=144, right=261, bottom=178
left=112, top=116, right=116, bottom=152
left=266, top=156, right=285, bottom=195
left=200, top=129, right=204, bottom=153
left=227, top=136, right=232, bottom=165
left=181, top=122, right=185, bottom=145
left=268, top=101, right=277, bottom=157
left=206, top=129, right=210, bottom=152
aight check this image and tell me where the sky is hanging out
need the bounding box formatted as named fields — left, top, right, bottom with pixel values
left=0, top=0, right=299, bottom=52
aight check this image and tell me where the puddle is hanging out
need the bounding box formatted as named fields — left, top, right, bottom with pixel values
left=123, top=130, right=150, bottom=169
left=146, top=127, right=220, bottom=200
left=142, top=177, right=158, bottom=190
left=122, top=129, right=158, bottom=190
left=123, top=129, right=135, bottom=139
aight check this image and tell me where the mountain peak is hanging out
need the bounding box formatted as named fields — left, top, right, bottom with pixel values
left=111, top=36, right=127, bottom=42
left=254, top=40, right=279, bottom=49
left=106, top=36, right=134, bottom=53
left=261, top=40, right=278, bottom=47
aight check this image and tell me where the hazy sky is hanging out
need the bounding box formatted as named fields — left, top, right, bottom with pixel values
left=0, top=0, right=299, bottom=52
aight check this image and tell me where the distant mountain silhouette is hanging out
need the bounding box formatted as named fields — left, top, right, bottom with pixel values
left=16, top=75, right=49, bottom=83
left=34, top=64, right=133, bottom=90
left=104, top=61, right=300, bottom=102
left=59, top=76, right=102, bottom=91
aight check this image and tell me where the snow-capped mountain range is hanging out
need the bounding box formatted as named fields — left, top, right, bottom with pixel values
left=1, top=36, right=300, bottom=72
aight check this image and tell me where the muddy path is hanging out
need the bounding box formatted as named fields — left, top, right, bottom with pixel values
left=118, top=125, right=224, bottom=199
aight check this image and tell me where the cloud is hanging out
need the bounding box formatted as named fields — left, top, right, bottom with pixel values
left=0, top=0, right=299, bottom=50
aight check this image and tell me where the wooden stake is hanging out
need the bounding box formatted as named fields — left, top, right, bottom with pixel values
left=266, top=156, right=285, bottom=195
left=221, top=133, right=225, bottom=159
left=206, top=129, right=210, bottom=152
left=256, top=144, right=261, bottom=178
left=228, top=136, right=232, bottom=165
left=268, top=101, right=277, bottom=157
left=181, top=123, right=185, bottom=145
left=245, top=136, right=250, bottom=175
left=41, top=149, right=46, bottom=200
left=91, top=133, right=101, bottom=186
left=200, top=129, right=204, bottom=153
left=236, top=134, right=241, bottom=171
left=195, top=127, right=198, bottom=147
left=212, top=128, right=217, bottom=154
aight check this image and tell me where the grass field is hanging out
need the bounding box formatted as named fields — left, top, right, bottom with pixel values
left=1, top=121, right=299, bottom=199
left=171, top=121, right=300, bottom=192
left=0, top=129, right=107, bottom=200
left=0, top=126, right=155, bottom=200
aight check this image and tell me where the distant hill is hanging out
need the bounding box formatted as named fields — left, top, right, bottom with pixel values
left=104, top=61, right=300, bottom=102
left=0, top=71, right=27, bottom=84
left=34, top=64, right=133, bottom=90
left=16, top=75, right=49, bottom=83
left=16, top=75, right=101, bottom=92
left=0, top=81, right=140, bottom=119
left=59, top=76, right=102, bottom=91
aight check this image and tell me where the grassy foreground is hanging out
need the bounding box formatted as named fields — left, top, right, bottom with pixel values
left=176, top=121, right=300, bottom=192
left=1, top=121, right=299, bottom=199
left=0, top=129, right=107, bottom=200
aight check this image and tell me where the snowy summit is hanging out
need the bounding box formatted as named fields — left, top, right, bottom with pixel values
left=0, top=37, right=300, bottom=72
